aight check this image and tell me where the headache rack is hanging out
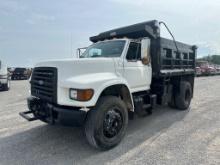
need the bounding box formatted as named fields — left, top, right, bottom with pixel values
left=30, top=67, right=57, bottom=103
left=90, top=20, right=197, bottom=78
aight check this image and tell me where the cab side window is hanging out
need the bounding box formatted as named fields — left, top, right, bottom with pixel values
left=126, top=42, right=141, bottom=61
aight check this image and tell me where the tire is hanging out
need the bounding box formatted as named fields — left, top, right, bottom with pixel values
left=175, top=81, right=192, bottom=110
left=84, top=96, right=128, bottom=150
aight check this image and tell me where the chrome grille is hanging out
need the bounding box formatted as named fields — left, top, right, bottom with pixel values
left=31, top=67, right=57, bottom=103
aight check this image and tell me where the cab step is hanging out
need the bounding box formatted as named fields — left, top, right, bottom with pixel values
left=19, top=111, right=37, bottom=121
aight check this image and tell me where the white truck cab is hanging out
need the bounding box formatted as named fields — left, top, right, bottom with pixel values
left=33, top=38, right=151, bottom=109
left=0, top=60, right=10, bottom=91
left=20, top=20, right=197, bottom=150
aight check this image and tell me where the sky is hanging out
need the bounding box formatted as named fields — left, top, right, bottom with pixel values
left=0, top=0, right=220, bottom=67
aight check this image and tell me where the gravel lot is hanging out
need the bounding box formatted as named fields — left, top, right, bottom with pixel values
left=0, top=76, right=220, bottom=165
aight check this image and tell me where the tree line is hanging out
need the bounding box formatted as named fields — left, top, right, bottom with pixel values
left=197, top=55, right=220, bottom=65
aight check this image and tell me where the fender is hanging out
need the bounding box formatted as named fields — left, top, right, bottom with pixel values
left=95, top=77, right=134, bottom=112
left=58, top=72, right=134, bottom=110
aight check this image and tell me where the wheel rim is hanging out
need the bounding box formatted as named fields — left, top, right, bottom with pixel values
left=103, top=108, right=123, bottom=138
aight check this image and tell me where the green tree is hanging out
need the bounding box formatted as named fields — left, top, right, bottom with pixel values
left=197, top=55, right=220, bottom=65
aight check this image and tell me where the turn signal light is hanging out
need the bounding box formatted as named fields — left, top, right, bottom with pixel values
left=69, top=89, right=94, bottom=101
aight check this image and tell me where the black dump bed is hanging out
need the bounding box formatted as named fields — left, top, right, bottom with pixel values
left=90, top=20, right=197, bottom=78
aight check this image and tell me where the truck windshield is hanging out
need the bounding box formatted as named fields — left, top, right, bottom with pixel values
left=14, top=68, right=26, bottom=73
left=81, top=40, right=125, bottom=58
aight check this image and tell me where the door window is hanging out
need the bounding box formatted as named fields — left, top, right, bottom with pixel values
left=126, top=42, right=141, bottom=61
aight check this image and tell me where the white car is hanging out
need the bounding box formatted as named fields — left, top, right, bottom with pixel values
left=0, top=60, right=10, bottom=91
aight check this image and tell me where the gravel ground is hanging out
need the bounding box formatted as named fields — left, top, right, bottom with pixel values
left=0, top=76, right=219, bottom=165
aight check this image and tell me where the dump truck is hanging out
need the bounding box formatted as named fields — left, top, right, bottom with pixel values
left=20, top=20, right=197, bottom=150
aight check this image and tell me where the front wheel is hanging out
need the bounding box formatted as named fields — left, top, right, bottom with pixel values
left=84, top=96, right=128, bottom=150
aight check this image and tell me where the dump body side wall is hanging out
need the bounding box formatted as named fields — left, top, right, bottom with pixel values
left=151, top=37, right=196, bottom=78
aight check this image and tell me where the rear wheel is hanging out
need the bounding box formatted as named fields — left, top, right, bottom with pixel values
left=175, top=81, right=192, bottom=110
left=84, top=96, right=128, bottom=150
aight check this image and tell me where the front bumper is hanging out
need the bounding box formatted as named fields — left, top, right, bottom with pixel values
left=23, top=96, right=87, bottom=126
left=12, top=74, right=28, bottom=79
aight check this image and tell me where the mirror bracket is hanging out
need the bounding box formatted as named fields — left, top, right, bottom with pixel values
left=141, top=38, right=151, bottom=65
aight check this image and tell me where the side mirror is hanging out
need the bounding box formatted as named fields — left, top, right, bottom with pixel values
left=76, top=47, right=87, bottom=58
left=141, top=56, right=150, bottom=65
left=141, top=38, right=151, bottom=65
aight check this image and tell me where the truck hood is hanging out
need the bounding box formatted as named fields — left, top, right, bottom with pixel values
left=35, top=58, right=117, bottom=83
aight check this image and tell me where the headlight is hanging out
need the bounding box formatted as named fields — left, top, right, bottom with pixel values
left=69, top=89, right=94, bottom=101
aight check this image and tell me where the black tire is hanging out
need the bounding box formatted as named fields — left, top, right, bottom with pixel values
left=175, top=81, right=192, bottom=110
left=84, top=96, right=128, bottom=150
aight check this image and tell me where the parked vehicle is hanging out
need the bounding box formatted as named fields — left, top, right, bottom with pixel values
left=0, top=60, right=10, bottom=91
left=20, top=20, right=197, bottom=150
left=196, top=61, right=216, bottom=76
left=215, top=65, right=220, bottom=75
left=208, top=65, right=217, bottom=75
left=11, top=68, right=30, bottom=80
left=195, top=67, right=202, bottom=76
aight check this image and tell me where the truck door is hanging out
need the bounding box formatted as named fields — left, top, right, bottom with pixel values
left=123, top=39, right=152, bottom=92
